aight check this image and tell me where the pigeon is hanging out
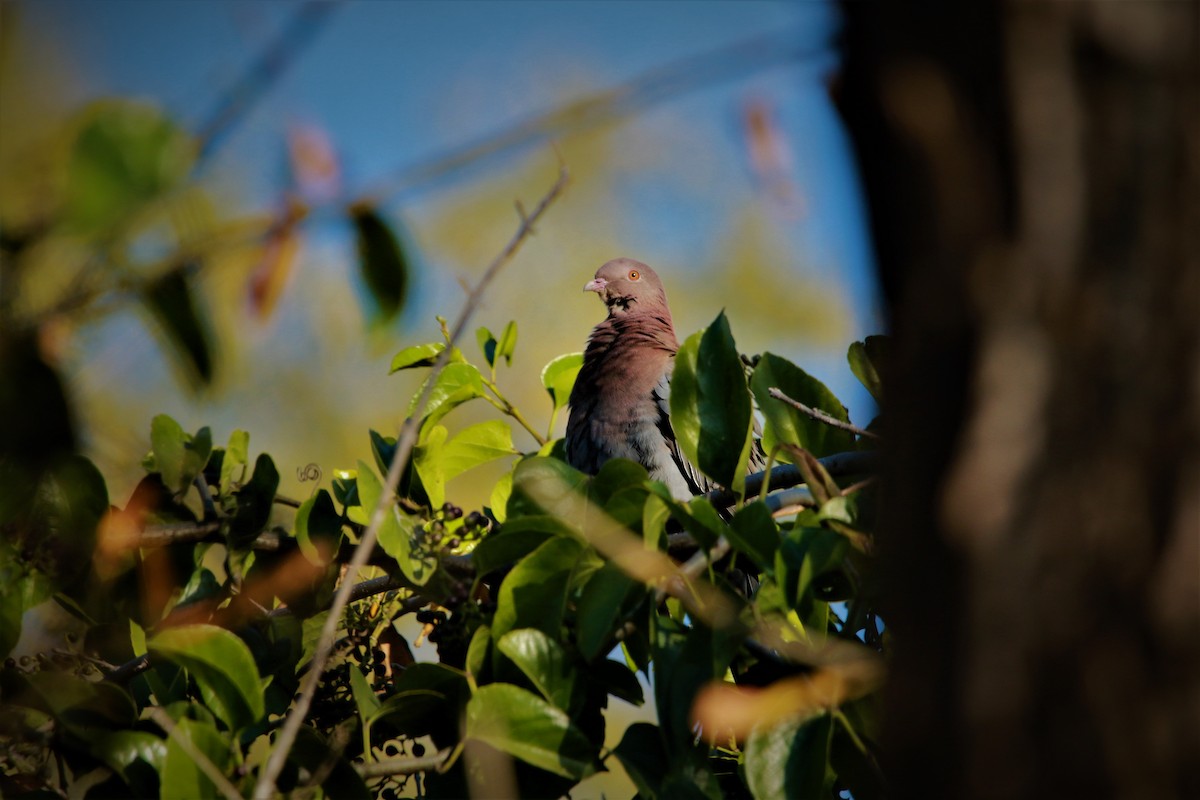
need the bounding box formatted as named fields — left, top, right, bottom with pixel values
left=566, top=257, right=760, bottom=500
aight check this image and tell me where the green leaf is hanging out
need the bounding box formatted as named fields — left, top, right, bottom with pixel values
left=227, top=453, right=279, bottom=549
left=496, top=320, right=518, bottom=367
left=728, top=501, right=781, bottom=569
left=351, top=205, right=409, bottom=324
left=497, top=628, right=575, bottom=711
left=349, top=666, right=381, bottom=722
left=476, top=326, right=498, bottom=369
left=294, top=490, right=342, bottom=565
left=652, top=617, right=741, bottom=756
left=390, top=342, right=445, bottom=372
left=744, top=712, right=834, bottom=800
left=149, top=416, right=211, bottom=497
left=409, top=362, right=485, bottom=428
left=507, top=456, right=589, bottom=527
left=159, top=716, right=234, bottom=800
left=92, top=730, right=166, bottom=782
left=465, top=683, right=597, bottom=780
left=144, top=268, right=215, bottom=387
left=148, top=624, right=265, bottom=731
left=750, top=352, right=855, bottom=459
left=776, top=527, right=848, bottom=612
left=439, top=420, right=517, bottom=481
left=489, top=468, right=513, bottom=523
left=149, top=414, right=185, bottom=494
left=218, top=430, right=248, bottom=495
left=595, top=658, right=645, bottom=706
left=0, top=561, right=48, bottom=659
left=576, top=563, right=643, bottom=661
left=614, top=722, right=669, bottom=799
left=470, top=528, right=552, bottom=577
left=847, top=336, right=888, bottom=404
left=670, top=312, right=754, bottom=493
left=492, top=536, right=586, bottom=639
left=355, top=460, right=435, bottom=585
left=375, top=663, right=469, bottom=742
left=23, top=456, right=108, bottom=591
left=65, top=100, right=194, bottom=233
left=540, top=352, right=584, bottom=414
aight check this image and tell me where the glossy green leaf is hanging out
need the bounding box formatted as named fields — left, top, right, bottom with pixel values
left=728, top=501, right=781, bottom=569
left=496, top=320, right=518, bottom=366
left=670, top=312, right=754, bottom=493
left=0, top=560, right=49, bottom=659
left=847, top=336, right=888, bottom=404
left=652, top=617, right=740, bottom=755
left=148, top=624, right=265, bottom=731
left=227, top=453, right=279, bottom=549
left=66, top=100, right=194, bottom=233
left=497, top=628, right=575, bottom=711
left=750, top=352, right=855, bottom=459
left=492, top=535, right=586, bottom=639
left=465, top=683, right=597, bottom=780
left=159, top=716, right=234, bottom=800
left=409, top=362, right=485, bottom=428
left=576, top=562, right=644, bottom=661
left=218, top=429, right=248, bottom=495
left=22, top=455, right=109, bottom=591
left=745, top=712, right=834, bottom=800
left=355, top=460, right=434, bottom=585
left=144, top=267, right=215, bottom=386
left=541, top=352, right=584, bottom=414
left=294, top=489, right=342, bottom=565
left=92, top=730, right=166, bottom=781
left=390, top=342, right=445, bottom=372
left=351, top=205, right=409, bottom=324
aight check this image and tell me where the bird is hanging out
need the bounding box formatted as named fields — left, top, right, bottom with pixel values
left=565, top=257, right=761, bottom=500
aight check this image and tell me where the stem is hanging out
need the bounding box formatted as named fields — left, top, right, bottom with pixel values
left=766, top=387, right=880, bottom=440
left=252, top=162, right=568, bottom=800
left=482, top=378, right=548, bottom=446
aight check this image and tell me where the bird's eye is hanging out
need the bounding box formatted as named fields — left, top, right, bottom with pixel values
left=629, top=270, right=640, bottom=280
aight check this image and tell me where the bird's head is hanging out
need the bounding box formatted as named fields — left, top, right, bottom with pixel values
left=584, top=258, right=669, bottom=317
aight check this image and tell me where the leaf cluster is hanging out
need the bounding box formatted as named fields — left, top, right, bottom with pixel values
left=1, top=309, right=889, bottom=799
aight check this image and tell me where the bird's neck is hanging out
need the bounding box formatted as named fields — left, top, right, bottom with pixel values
left=600, top=310, right=678, bottom=351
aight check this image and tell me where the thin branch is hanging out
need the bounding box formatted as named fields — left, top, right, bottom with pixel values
left=767, top=387, right=880, bottom=440
left=253, top=161, right=569, bottom=800
left=354, top=748, right=452, bottom=779
left=148, top=707, right=243, bottom=800
left=707, top=450, right=879, bottom=513
left=360, top=29, right=826, bottom=204
left=195, top=2, right=342, bottom=166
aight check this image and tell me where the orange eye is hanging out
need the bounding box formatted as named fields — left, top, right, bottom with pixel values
left=629, top=270, right=640, bottom=280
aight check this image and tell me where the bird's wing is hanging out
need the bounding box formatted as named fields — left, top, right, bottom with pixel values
left=652, top=371, right=717, bottom=496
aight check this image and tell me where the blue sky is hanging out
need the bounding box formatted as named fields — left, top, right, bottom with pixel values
left=17, top=1, right=881, bottom=497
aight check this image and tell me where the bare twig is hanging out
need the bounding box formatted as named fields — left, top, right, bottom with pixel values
left=354, top=748, right=452, bottom=779
left=195, top=2, right=342, bottom=166
left=767, top=387, right=880, bottom=440
left=148, top=707, right=243, bottom=800
left=253, top=162, right=568, bottom=799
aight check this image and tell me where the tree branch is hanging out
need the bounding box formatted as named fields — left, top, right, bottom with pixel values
left=253, top=161, right=569, bottom=799
left=148, top=707, right=243, bottom=800
left=354, top=748, right=452, bottom=779
left=766, top=387, right=880, bottom=440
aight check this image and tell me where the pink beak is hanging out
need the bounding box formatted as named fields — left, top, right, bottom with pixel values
left=584, top=277, right=607, bottom=293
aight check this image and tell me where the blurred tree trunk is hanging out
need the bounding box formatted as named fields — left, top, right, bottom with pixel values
left=836, top=3, right=1199, bottom=798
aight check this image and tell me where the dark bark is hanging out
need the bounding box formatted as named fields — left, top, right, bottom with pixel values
left=836, top=3, right=1199, bottom=798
